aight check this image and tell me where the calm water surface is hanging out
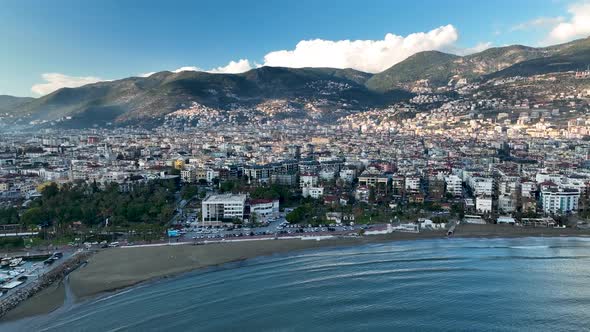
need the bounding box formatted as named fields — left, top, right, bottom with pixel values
left=3, top=237, right=590, bottom=331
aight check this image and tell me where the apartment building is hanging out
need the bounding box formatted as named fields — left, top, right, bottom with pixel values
left=201, top=194, right=247, bottom=223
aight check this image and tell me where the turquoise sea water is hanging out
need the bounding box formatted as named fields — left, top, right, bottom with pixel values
left=3, top=237, right=590, bottom=331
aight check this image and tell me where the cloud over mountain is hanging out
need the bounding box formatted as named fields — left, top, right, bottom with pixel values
left=31, top=25, right=491, bottom=95
left=546, top=2, right=590, bottom=43
left=174, top=66, right=202, bottom=73
left=208, top=59, right=253, bottom=73
left=511, top=17, right=565, bottom=32
left=31, top=73, right=106, bottom=96
left=261, top=25, right=460, bottom=73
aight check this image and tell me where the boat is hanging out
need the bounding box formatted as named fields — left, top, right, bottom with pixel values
left=9, top=258, right=23, bottom=268
left=8, top=270, right=21, bottom=277
left=0, top=258, right=11, bottom=268
left=0, top=280, right=23, bottom=290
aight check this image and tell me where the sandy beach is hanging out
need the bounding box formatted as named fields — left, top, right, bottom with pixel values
left=3, top=225, right=590, bottom=322
left=2, top=281, right=65, bottom=321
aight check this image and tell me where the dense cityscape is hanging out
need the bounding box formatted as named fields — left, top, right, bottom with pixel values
left=2, top=1, right=590, bottom=329
left=2, top=69, right=590, bottom=242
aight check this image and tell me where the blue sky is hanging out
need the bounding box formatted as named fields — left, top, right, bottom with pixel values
left=1, top=0, right=589, bottom=97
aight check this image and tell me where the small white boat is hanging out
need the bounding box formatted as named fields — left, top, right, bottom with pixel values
left=9, top=258, right=23, bottom=268
left=8, top=270, right=20, bottom=277
left=0, top=258, right=11, bottom=268
left=1, top=280, right=23, bottom=289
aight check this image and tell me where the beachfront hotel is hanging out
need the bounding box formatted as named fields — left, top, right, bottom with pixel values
left=201, top=193, right=247, bottom=224
left=541, top=188, right=580, bottom=215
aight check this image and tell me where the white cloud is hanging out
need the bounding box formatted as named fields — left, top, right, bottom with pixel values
left=448, top=42, right=493, bottom=56
left=545, top=2, right=590, bottom=43
left=31, top=73, right=106, bottom=96
left=208, top=59, right=253, bottom=74
left=169, top=60, right=252, bottom=74
left=138, top=71, right=156, bottom=77
left=150, top=27, right=468, bottom=76
left=261, top=25, right=460, bottom=73
left=137, top=67, right=202, bottom=77
left=511, top=17, right=565, bottom=31
left=143, top=61, right=252, bottom=76
left=173, top=66, right=202, bottom=73
left=33, top=24, right=493, bottom=96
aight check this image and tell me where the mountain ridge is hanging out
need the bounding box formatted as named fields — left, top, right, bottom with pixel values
left=3, top=36, right=590, bottom=127
left=366, top=36, right=590, bottom=91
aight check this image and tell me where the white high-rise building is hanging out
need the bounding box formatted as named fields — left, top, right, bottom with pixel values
left=470, top=177, right=494, bottom=196
left=541, top=188, right=579, bottom=215
left=201, top=194, right=247, bottom=223
left=339, top=168, right=357, bottom=183
left=405, top=176, right=421, bottom=193
left=300, top=173, right=319, bottom=188
left=521, top=182, right=537, bottom=198
left=476, top=196, right=493, bottom=213
left=498, top=195, right=516, bottom=213
left=445, top=175, right=463, bottom=196
left=302, top=187, right=324, bottom=199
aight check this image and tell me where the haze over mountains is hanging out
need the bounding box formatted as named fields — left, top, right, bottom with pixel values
left=2, top=36, right=590, bottom=128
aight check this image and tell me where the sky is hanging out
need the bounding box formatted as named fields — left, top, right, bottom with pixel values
left=1, top=0, right=590, bottom=97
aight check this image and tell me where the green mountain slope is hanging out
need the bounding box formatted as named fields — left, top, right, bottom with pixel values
left=0, top=95, right=35, bottom=115
left=365, top=51, right=460, bottom=91
left=486, top=37, right=590, bottom=78
left=366, top=38, right=590, bottom=91
left=6, top=36, right=590, bottom=127
left=15, top=67, right=412, bottom=125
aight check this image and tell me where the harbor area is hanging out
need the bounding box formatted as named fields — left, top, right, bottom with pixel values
left=0, top=249, right=91, bottom=319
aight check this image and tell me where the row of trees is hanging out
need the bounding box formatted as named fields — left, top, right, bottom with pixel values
left=283, top=198, right=469, bottom=226
left=218, top=180, right=299, bottom=206
left=0, top=180, right=178, bottom=229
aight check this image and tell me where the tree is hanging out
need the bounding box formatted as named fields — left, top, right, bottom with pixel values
left=220, top=180, right=235, bottom=193
left=21, top=180, right=177, bottom=228
left=0, top=207, right=19, bottom=224
left=368, top=187, right=376, bottom=203
left=21, top=207, right=45, bottom=225
left=451, top=203, right=465, bottom=219
left=41, top=183, right=59, bottom=200
left=286, top=206, right=306, bottom=224
left=286, top=205, right=317, bottom=224
left=181, top=184, right=199, bottom=200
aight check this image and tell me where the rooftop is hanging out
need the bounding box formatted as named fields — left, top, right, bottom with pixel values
left=203, top=193, right=247, bottom=203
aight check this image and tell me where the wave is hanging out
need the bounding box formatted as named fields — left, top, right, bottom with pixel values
left=508, top=245, right=550, bottom=249
left=483, top=255, right=590, bottom=261
left=286, top=256, right=467, bottom=273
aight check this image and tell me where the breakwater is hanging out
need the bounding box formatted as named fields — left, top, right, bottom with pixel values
left=0, top=250, right=94, bottom=319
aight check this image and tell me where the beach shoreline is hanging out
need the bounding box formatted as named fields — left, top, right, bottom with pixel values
left=2, top=224, right=590, bottom=322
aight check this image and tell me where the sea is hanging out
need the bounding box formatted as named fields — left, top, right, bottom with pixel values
left=3, top=237, right=590, bottom=331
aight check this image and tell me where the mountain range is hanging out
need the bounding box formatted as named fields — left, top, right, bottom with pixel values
left=2, top=36, right=590, bottom=127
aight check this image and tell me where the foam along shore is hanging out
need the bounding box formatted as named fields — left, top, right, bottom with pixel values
left=4, top=224, right=590, bottom=321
